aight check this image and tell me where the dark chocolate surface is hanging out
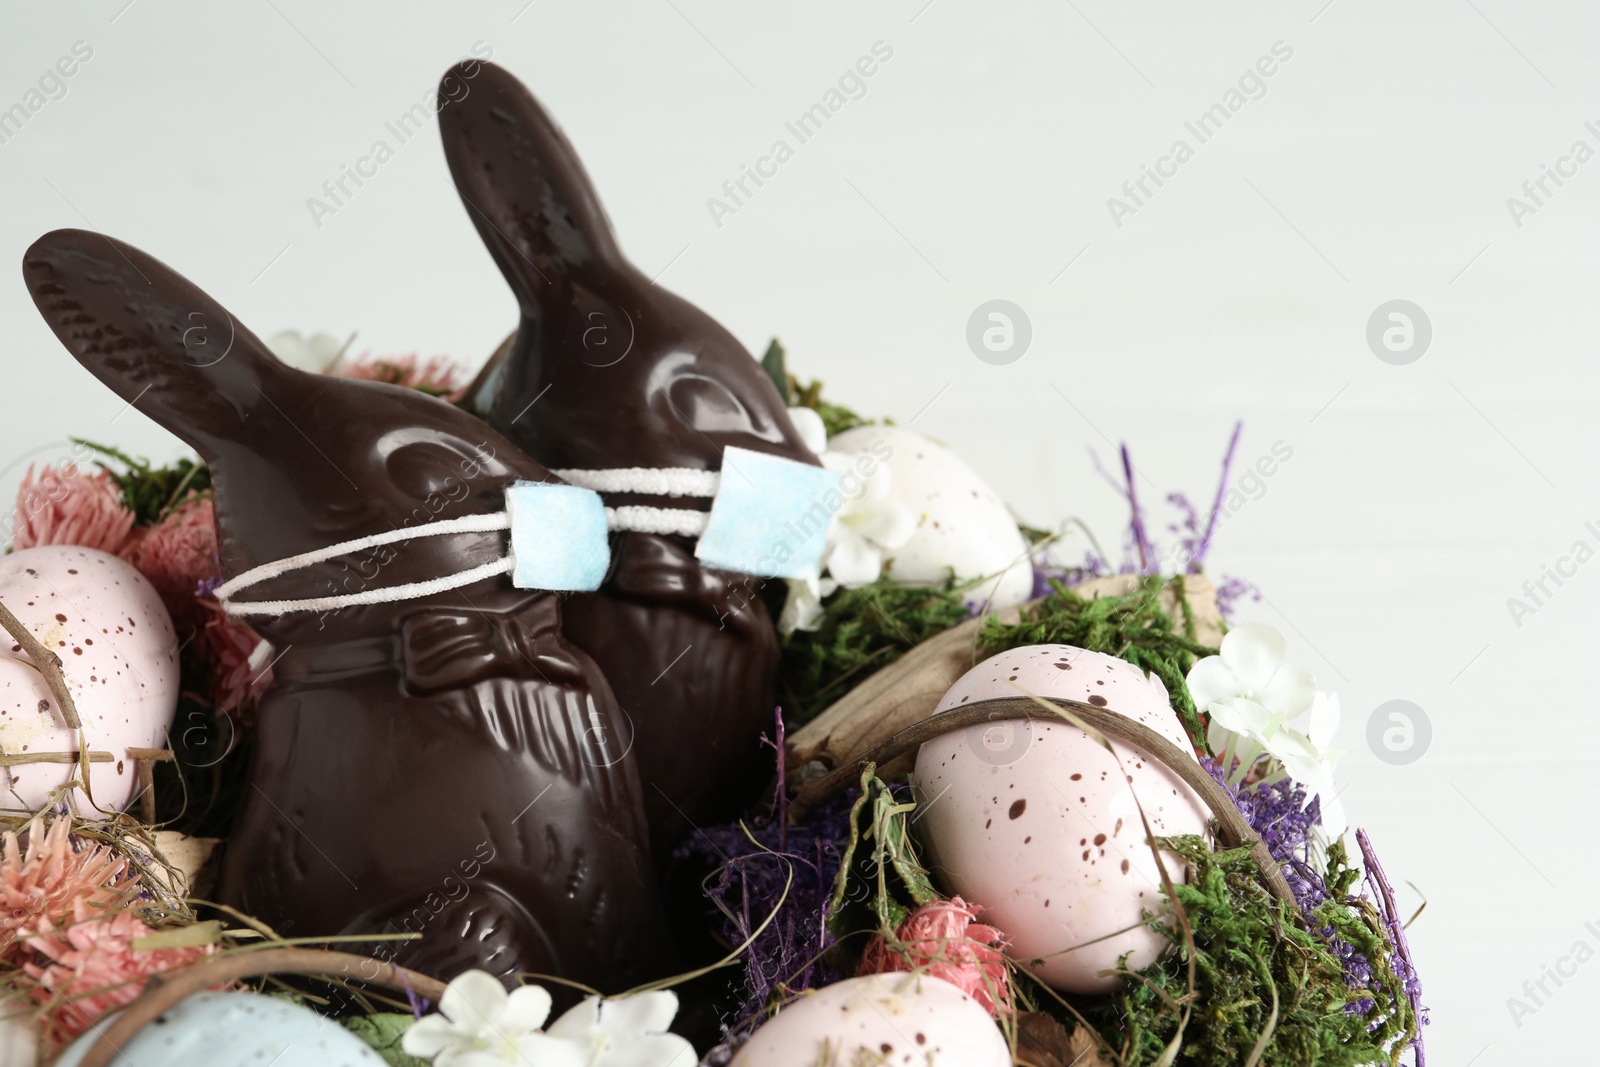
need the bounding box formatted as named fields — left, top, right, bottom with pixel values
left=439, top=62, right=818, bottom=855
left=22, top=228, right=673, bottom=990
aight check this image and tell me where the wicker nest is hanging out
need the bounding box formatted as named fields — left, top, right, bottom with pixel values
left=779, top=573, right=1295, bottom=906
left=786, top=573, right=1222, bottom=784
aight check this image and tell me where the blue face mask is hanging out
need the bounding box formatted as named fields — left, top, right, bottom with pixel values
left=214, top=447, right=839, bottom=619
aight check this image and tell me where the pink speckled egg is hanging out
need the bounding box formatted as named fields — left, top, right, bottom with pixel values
left=729, top=973, right=1009, bottom=1067
left=913, top=644, right=1208, bottom=993
left=0, top=546, right=179, bottom=811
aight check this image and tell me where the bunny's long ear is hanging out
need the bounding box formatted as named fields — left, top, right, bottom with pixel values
left=438, top=61, right=628, bottom=310
left=24, top=229, right=287, bottom=458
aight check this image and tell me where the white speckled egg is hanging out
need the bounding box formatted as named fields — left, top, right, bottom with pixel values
left=729, top=973, right=1009, bottom=1067
left=827, top=426, right=1031, bottom=610
left=0, top=547, right=179, bottom=811
left=55, top=992, right=385, bottom=1067
left=913, top=644, right=1209, bottom=992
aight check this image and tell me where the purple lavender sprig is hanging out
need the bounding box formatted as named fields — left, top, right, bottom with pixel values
left=1120, top=443, right=1154, bottom=572
left=1082, top=422, right=1245, bottom=584
left=1212, top=574, right=1260, bottom=622
left=1194, top=420, right=1243, bottom=569
left=1202, top=758, right=1380, bottom=1005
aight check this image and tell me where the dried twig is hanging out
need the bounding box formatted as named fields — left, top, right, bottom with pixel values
left=127, top=748, right=175, bottom=825
left=74, top=947, right=449, bottom=1067
left=0, top=598, right=81, bottom=729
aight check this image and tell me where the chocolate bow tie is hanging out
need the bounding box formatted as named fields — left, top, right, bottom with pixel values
left=401, top=596, right=588, bottom=694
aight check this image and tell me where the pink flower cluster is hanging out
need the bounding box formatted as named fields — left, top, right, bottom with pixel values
left=9, top=467, right=273, bottom=715
left=12, top=464, right=133, bottom=556
left=1, top=820, right=211, bottom=1050
left=857, top=896, right=1012, bottom=1016
left=0, top=821, right=126, bottom=962
left=340, top=352, right=464, bottom=399
left=118, top=497, right=217, bottom=629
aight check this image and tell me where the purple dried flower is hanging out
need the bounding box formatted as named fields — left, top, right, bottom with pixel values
left=1166, top=491, right=1204, bottom=571
left=676, top=790, right=856, bottom=1043
left=1194, top=420, right=1243, bottom=568
left=1212, top=574, right=1259, bottom=622
left=1084, top=423, right=1246, bottom=581
left=1029, top=549, right=1111, bottom=600
left=1203, top=757, right=1387, bottom=1016
left=1204, top=758, right=1330, bottom=915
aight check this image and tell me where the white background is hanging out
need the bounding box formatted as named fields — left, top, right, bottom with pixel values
left=2, top=2, right=1597, bottom=1061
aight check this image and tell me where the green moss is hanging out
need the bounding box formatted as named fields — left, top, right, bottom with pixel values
left=778, top=577, right=973, bottom=724
left=75, top=438, right=211, bottom=524
left=1070, top=837, right=1416, bottom=1067
left=343, top=1013, right=427, bottom=1067
left=976, top=575, right=1216, bottom=748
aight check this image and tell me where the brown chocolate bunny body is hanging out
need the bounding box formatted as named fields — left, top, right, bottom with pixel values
left=439, top=62, right=819, bottom=856
left=22, top=229, right=672, bottom=990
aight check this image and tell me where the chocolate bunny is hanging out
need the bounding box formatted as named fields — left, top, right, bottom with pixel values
left=22, top=229, right=673, bottom=990
left=438, top=62, right=822, bottom=857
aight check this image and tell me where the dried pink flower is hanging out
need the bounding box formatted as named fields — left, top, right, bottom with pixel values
left=0, top=820, right=129, bottom=964
left=198, top=598, right=272, bottom=718
left=11, top=464, right=135, bottom=554
left=857, top=896, right=1012, bottom=1016
left=119, top=496, right=219, bottom=628
left=339, top=353, right=464, bottom=399
left=21, top=900, right=212, bottom=1048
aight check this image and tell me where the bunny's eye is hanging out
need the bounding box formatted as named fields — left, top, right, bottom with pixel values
left=381, top=434, right=508, bottom=503
left=664, top=374, right=754, bottom=436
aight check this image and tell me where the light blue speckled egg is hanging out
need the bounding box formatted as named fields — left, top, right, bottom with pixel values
left=55, top=992, right=385, bottom=1067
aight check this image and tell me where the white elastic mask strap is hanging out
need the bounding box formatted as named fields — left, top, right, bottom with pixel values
left=213, top=482, right=611, bottom=618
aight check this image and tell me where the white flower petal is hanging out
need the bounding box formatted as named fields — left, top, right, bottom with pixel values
left=500, top=984, right=554, bottom=1032
left=1260, top=664, right=1316, bottom=720
left=826, top=530, right=883, bottom=587
left=604, top=1033, right=699, bottom=1067
left=1264, top=728, right=1324, bottom=784
left=440, top=971, right=509, bottom=1030
left=779, top=578, right=825, bottom=635
left=265, top=330, right=305, bottom=363
left=787, top=407, right=828, bottom=455
left=546, top=995, right=603, bottom=1039
left=400, top=1015, right=462, bottom=1058
left=596, top=991, right=680, bottom=1038
left=509, top=1033, right=590, bottom=1067
left=1206, top=696, right=1274, bottom=736
left=443, top=1050, right=524, bottom=1067
left=1307, top=691, right=1341, bottom=748
left=1185, top=655, right=1243, bottom=711
left=847, top=501, right=917, bottom=551
left=303, top=331, right=344, bottom=372
left=1220, top=623, right=1287, bottom=692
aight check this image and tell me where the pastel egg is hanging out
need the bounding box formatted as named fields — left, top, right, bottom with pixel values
left=730, top=973, right=1009, bottom=1067
left=0, top=546, right=179, bottom=811
left=56, top=992, right=384, bottom=1067
left=913, top=644, right=1209, bottom=992
left=827, top=426, right=1032, bottom=610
